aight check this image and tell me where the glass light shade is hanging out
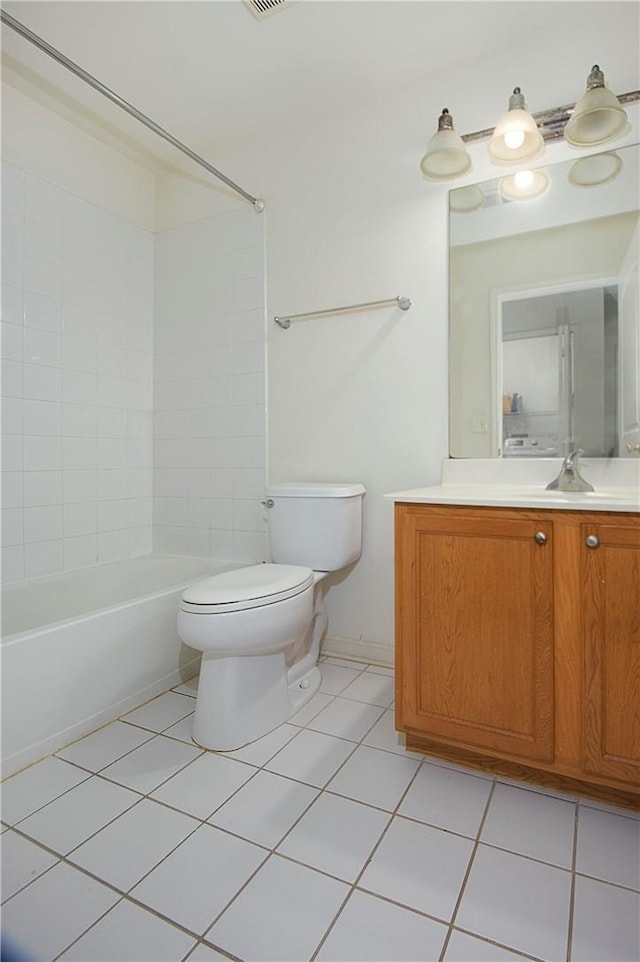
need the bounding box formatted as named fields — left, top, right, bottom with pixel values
left=489, top=88, right=544, bottom=166
left=568, top=151, right=622, bottom=187
left=420, top=108, right=471, bottom=180
left=500, top=168, right=549, bottom=201
left=449, top=184, right=485, bottom=212
left=564, top=68, right=630, bottom=147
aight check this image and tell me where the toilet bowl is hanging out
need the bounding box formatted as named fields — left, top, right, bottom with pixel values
left=177, top=482, right=365, bottom=751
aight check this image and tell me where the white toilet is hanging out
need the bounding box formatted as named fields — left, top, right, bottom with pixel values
left=177, top=482, right=365, bottom=751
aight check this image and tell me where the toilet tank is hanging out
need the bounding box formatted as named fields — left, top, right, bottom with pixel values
left=266, top=482, right=365, bottom=571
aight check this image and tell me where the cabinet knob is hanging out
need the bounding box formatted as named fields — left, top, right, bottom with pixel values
left=585, top=534, right=600, bottom=548
left=534, top=531, right=548, bottom=545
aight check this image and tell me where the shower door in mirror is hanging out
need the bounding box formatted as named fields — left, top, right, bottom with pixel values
left=498, top=283, right=619, bottom=458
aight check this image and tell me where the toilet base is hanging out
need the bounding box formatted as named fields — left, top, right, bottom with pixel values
left=192, top=651, right=321, bottom=752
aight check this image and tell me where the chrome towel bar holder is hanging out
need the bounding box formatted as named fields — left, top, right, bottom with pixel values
left=274, top=295, right=411, bottom=329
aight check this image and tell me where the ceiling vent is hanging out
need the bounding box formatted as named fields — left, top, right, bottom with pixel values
left=243, top=0, right=292, bottom=20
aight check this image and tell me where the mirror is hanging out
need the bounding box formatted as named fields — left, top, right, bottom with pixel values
left=449, top=143, right=639, bottom=458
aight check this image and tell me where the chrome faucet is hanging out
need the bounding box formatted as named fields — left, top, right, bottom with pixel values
left=546, top=448, right=594, bottom=492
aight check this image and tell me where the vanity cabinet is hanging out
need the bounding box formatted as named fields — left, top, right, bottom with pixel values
left=395, top=503, right=640, bottom=805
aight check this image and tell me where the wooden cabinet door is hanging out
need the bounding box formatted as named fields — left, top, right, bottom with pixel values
left=582, top=518, right=640, bottom=785
left=396, top=506, right=554, bottom=763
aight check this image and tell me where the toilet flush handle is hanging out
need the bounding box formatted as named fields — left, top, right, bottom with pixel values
left=261, top=498, right=274, bottom=508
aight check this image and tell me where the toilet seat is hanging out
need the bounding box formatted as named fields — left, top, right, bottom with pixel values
left=180, top=563, right=314, bottom=615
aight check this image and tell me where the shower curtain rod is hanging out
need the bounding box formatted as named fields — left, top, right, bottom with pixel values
left=0, top=10, right=265, bottom=212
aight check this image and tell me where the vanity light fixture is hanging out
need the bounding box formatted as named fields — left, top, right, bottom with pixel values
left=564, top=65, right=631, bottom=147
left=500, top=168, right=550, bottom=201
left=420, top=108, right=472, bottom=180
left=425, top=66, right=638, bottom=184
left=488, top=87, right=545, bottom=165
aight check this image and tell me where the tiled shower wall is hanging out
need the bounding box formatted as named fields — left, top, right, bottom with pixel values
left=1, top=165, right=267, bottom=585
left=1, top=162, right=154, bottom=584
left=153, top=207, right=267, bottom=564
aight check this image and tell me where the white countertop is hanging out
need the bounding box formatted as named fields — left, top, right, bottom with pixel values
left=386, top=459, right=640, bottom=513
left=386, top=484, right=640, bottom=512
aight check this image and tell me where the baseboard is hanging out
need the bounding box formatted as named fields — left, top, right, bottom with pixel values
left=321, top=634, right=394, bottom=668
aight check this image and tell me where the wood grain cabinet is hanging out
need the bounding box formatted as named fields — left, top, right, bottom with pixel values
left=394, top=503, right=640, bottom=806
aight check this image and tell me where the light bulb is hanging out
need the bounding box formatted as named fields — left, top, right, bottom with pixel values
left=504, top=130, right=526, bottom=150
left=514, top=170, right=534, bottom=189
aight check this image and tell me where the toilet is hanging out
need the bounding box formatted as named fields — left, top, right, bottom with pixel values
left=177, top=482, right=365, bottom=751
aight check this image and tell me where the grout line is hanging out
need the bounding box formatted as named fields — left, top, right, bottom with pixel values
left=565, top=799, right=580, bottom=962
left=439, top=778, right=497, bottom=962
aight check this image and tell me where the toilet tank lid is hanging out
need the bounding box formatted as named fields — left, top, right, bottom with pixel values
left=266, top=482, right=365, bottom=498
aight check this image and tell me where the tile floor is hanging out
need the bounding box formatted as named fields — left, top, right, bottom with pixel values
left=1, top=657, right=639, bottom=962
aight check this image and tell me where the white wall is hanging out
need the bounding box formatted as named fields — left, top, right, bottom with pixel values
left=187, top=3, right=640, bottom=661
left=1, top=89, right=155, bottom=584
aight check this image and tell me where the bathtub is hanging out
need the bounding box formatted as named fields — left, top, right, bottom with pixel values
left=1, top=555, right=242, bottom=777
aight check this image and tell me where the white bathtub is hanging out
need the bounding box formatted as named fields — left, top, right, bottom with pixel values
left=1, top=555, right=241, bottom=777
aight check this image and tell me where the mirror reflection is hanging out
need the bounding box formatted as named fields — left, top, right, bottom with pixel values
left=449, top=143, right=639, bottom=459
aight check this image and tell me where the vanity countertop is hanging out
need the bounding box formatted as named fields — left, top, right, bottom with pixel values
left=385, top=483, right=640, bottom=512
left=386, top=459, right=640, bottom=513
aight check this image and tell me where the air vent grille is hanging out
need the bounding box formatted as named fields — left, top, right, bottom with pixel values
left=243, top=0, right=291, bottom=20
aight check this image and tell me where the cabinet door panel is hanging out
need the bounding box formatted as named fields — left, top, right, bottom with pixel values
left=582, top=521, right=640, bottom=784
left=397, top=508, right=554, bottom=762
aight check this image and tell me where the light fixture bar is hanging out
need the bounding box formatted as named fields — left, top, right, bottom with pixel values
left=462, top=90, right=640, bottom=145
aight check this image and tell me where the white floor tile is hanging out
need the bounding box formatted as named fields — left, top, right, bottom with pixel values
left=206, top=853, right=349, bottom=961
left=456, top=843, right=572, bottom=961
left=317, top=888, right=448, bottom=961
left=1, top=861, right=119, bottom=961
left=308, top=697, right=384, bottom=741
left=576, top=803, right=640, bottom=889
left=444, top=930, right=529, bottom=961
left=340, top=671, right=395, bottom=707
left=17, top=775, right=140, bottom=855
left=122, top=691, right=196, bottom=732
left=59, top=897, right=195, bottom=961
left=222, top=722, right=299, bottom=766
left=101, top=735, right=201, bottom=794
left=289, top=691, right=335, bottom=726
left=399, top=762, right=493, bottom=838
left=163, top=713, right=197, bottom=744
left=481, top=782, right=576, bottom=868
left=209, top=769, right=318, bottom=847
left=571, top=874, right=640, bottom=962
left=56, top=720, right=155, bottom=772
left=265, top=728, right=356, bottom=788
left=2, top=756, right=89, bottom=825
left=130, top=823, right=267, bottom=935
left=319, top=663, right=365, bottom=695
left=68, top=798, right=198, bottom=891
left=359, top=815, right=474, bottom=921
left=277, top=792, right=390, bottom=882
left=362, top=709, right=422, bottom=757
left=327, top=744, right=421, bottom=811
left=0, top=830, right=59, bottom=902
left=151, top=752, right=256, bottom=820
